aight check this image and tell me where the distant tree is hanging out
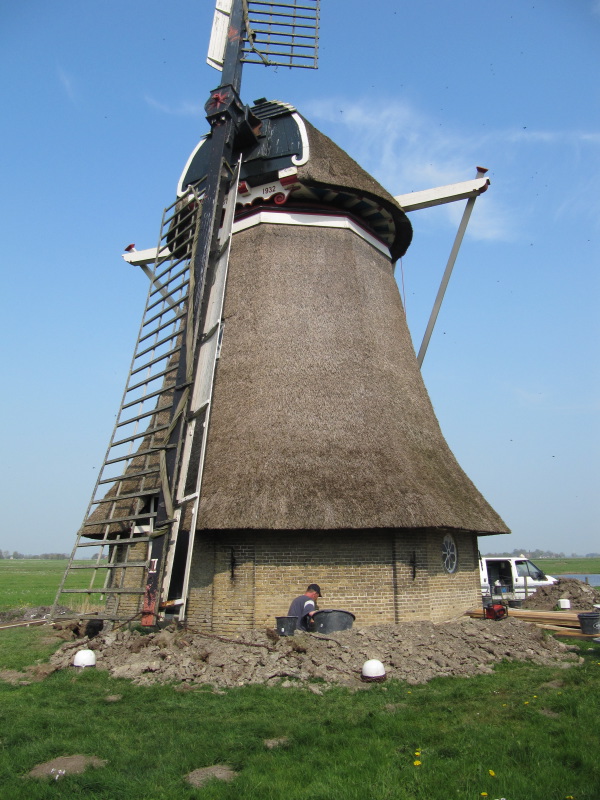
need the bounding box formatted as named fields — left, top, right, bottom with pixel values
left=12, top=551, right=24, bottom=559
left=38, top=553, right=69, bottom=560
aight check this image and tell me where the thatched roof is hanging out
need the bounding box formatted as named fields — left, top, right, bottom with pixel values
left=295, top=118, right=412, bottom=260
left=85, top=111, right=508, bottom=539
left=197, top=220, right=508, bottom=534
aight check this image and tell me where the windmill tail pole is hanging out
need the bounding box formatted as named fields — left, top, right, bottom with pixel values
left=416, top=167, right=488, bottom=368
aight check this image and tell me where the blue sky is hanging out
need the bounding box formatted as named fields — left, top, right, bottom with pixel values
left=1, top=1, right=598, bottom=556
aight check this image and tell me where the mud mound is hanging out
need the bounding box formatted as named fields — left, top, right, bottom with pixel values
left=521, top=578, right=600, bottom=611
left=25, top=755, right=107, bottom=780
left=49, top=618, right=580, bottom=689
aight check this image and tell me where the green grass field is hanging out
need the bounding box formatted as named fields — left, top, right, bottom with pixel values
left=533, top=558, right=600, bottom=575
left=0, top=560, right=107, bottom=612
left=0, top=561, right=599, bottom=798
left=1, top=631, right=598, bottom=799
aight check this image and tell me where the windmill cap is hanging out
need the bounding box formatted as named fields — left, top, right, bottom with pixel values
left=307, top=584, right=322, bottom=597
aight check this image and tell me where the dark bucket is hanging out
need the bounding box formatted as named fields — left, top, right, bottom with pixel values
left=312, top=610, right=355, bottom=634
left=508, top=599, right=523, bottom=609
left=275, top=616, right=297, bottom=636
left=577, top=612, right=600, bottom=635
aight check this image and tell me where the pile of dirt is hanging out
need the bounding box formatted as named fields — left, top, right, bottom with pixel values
left=520, top=578, right=600, bottom=611
left=48, top=617, right=581, bottom=689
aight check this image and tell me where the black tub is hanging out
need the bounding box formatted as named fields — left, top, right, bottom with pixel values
left=275, top=616, right=298, bottom=636
left=312, top=610, right=355, bottom=634
left=577, top=612, right=600, bottom=635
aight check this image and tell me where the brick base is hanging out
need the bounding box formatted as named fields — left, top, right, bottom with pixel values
left=186, top=529, right=480, bottom=634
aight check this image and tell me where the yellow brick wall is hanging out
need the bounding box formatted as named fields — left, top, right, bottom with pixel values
left=426, top=530, right=481, bottom=622
left=186, top=529, right=481, bottom=634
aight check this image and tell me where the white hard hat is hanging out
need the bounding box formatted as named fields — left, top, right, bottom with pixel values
left=73, top=649, right=96, bottom=668
left=361, top=659, right=386, bottom=681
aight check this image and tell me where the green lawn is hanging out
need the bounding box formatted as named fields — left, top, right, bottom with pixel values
left=0, top=631, right=598, bottom=800
left=0, top=560, right=106, bottom=613
left=0, top=560, right=599, bottom=798
left=534, top=558, right=600, bottom=575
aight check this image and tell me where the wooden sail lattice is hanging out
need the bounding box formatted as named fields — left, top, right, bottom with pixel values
left=242, top=0, right=319, bottom=69
left=52, top=189, right=202, bottom=621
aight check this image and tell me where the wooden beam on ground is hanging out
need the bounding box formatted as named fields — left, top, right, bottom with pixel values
left=465, top=607, right=598, bottom=640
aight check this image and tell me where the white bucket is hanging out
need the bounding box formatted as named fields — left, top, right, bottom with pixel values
left=557, top=598, right=571, bottom=610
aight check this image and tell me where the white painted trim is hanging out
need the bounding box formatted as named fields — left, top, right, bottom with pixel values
left=206, top=0, right=233, bottom=71
left=291, top=113, right=310, bottom=166
left=232, top=209, right=391, bottom=257
left=394, top=176, right=490, bottom=212
left=177, top=135, right=209, bottom=198
left=122, top=247, right=161, bottom=266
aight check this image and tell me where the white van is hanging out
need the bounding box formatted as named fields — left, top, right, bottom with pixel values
left=479, top=556, right=557, bottom=600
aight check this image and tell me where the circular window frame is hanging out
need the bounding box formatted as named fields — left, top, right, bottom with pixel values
left=442, top=533, right=458, bottom=574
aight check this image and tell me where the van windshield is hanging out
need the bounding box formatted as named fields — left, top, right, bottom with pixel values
left=515, top=560, right=545, bottom=580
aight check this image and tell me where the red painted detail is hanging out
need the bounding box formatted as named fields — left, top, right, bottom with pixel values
left=238, top=181, right=250, bottom=195
left=141, top=584, right=157, bottom=626
left=208, top=91, right=229, bottom=111
left=273, top=193, right=287, bottom=205
left=124, top=243, right=136, bottom=252
left=279, top=174, right=299, bottom=188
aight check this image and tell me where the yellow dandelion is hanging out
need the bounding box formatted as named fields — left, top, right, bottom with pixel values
left=488, top=769, right=496, bottom=777
left=413, top=760, right=422, bottom=766
left=480, top=793, right=488, bottom=797
left=414, top=751, right=421, bottom=756
left=524, top=701, right=529, bottom=705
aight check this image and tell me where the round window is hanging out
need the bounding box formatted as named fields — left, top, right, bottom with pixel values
left=442, top=534, right=458, bottom=573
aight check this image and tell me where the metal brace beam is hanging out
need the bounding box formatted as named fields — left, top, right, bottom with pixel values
left=395, top=168, right=490, bottom=367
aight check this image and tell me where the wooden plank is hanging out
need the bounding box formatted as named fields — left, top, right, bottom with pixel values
left=465, top=607, right=582, bottom=627
left=533, top=624, right=597, bottom=640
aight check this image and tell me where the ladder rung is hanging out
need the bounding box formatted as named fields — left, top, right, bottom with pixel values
left=54, top=613, right=139, bottom=621
left=92, top=489, right=159, bottom=505
left=121, top=387, right=173, bottom=412
left=68, top=561, right=148, bottom=569
left=83, top=512, right=157, bottom=526
left=75, top=536, right=154, bottom=547
left=111, top=425, right=169, bottom=448
left=127, top=365, right=178, bottom=394
left=131, top=347, right=181, bottom=377
left=142, top=305, right=186, bottom=332
left=105, top=445, right=174, bottom=466
left=138, top=310, right=186, bottom=344
left=135, top=331, right=181, bottom=361
left=152, top=264, right=190, bottom=288
left=146, top=281, right=188, bottom=314
left=61, top=588, right=146, bottom=594
left=147, top=283, right=189, bottom=314
left=98, top=468, right=160, bottom=485
left=117, top=401, right=173, bottom=429
left=152, top=260, right=190, bottom=289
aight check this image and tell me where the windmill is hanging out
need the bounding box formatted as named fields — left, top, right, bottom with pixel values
left=53, top=0, right=508, bottom=631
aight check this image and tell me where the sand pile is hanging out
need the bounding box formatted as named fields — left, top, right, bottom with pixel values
left=521, top=578, right=600, bottom=611
left=49, top=618, right=580, bottom=689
